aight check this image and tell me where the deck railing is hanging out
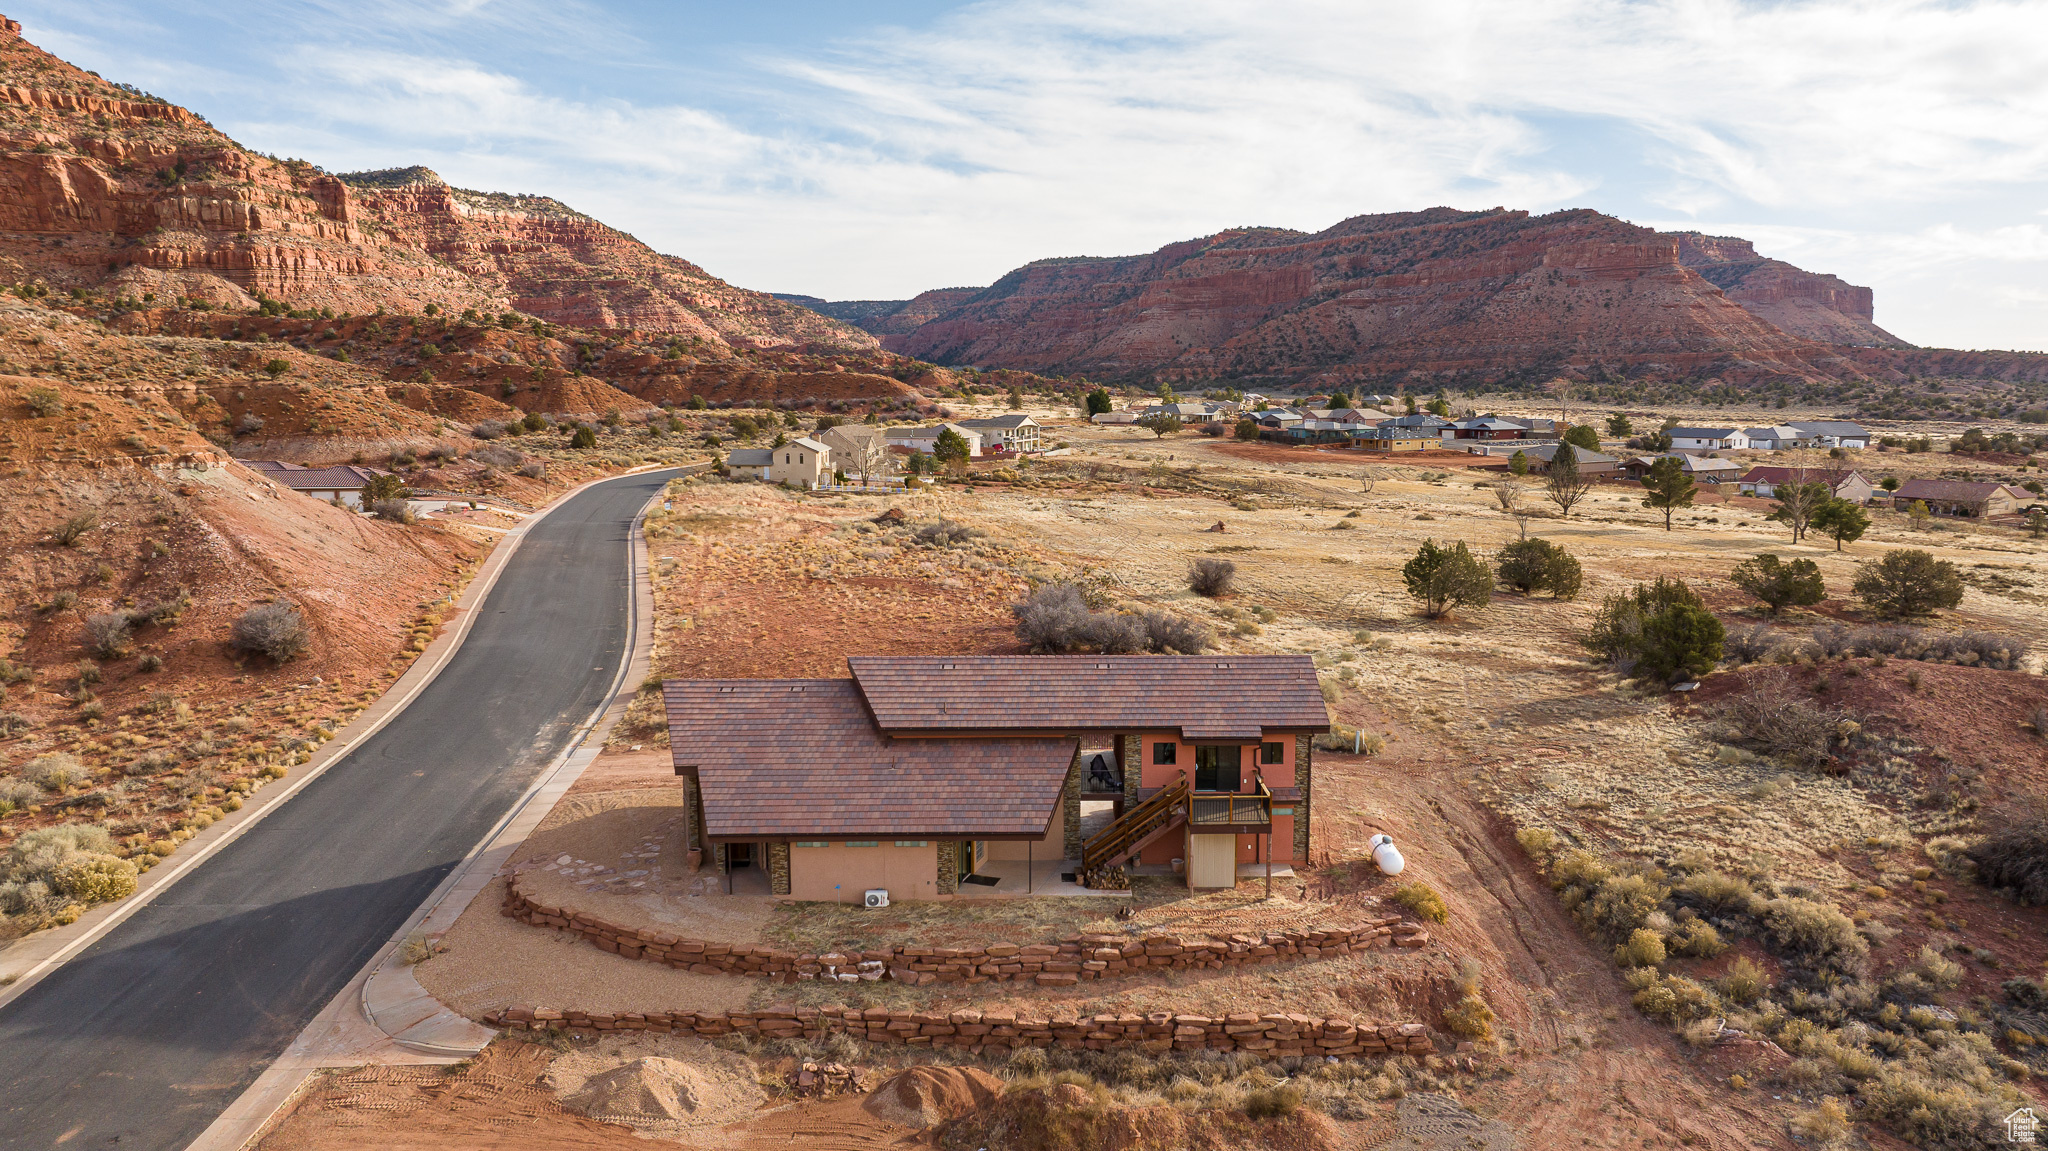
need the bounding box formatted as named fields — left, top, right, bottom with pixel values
left=1081, top=777, right=1188, bottom=872
left=1189, top=778, right=1273, bottom=827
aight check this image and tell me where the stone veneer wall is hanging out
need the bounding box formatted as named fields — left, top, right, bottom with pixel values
left=935, top=840, right=959, bottom=895
left=1121, top=734, right=1141, bottom=805
left=1061, top=746, right=1084, bottom=860
left=768, top=842, right=791, bottom=896
left=1294, top=733, right=1312, bottom=862
left=482, top=1004, right=1437, bottom=1059
left=501, top=874, right=1429, bottom=986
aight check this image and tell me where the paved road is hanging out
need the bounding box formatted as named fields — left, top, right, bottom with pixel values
left=0, top=470, right=674, bottom=1150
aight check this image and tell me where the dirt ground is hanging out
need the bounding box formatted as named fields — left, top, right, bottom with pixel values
left=294, top=412, right=2048, bottom=1148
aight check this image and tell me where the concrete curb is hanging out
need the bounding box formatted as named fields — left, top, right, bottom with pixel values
left=183, top=469, right=672, bottom=1151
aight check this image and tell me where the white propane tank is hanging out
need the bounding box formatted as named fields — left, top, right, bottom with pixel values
left=1369, top=833, right=1406, bottom=876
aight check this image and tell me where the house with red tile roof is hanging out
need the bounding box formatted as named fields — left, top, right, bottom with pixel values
left=662, top=655, right=1329, bottom=901
left=237, top=460, right=392, bottom=508
left=1735, top=466, right=1876, bottom=504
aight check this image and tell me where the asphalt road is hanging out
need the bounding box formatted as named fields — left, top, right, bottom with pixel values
left=0, top=469, right=675, bottom=1150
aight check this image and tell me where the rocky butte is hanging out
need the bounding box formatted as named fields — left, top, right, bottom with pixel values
left=843, top=208, right=1929, bottom=387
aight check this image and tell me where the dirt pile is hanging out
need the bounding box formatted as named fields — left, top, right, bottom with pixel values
left=861, top=1065, right=1001, bottom=1128
left=546, top=1036, right=765, bottom=1134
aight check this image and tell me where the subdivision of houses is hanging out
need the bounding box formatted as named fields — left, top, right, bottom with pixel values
left=1736, top=466, right=1877, bottom=504
left=1667, top=426, right=1752, bottom=452
left=953, top=414, right=1043, bottom=454
left=1890, top=478, right=2029, bottom=518
left=883, top=422, right=985, bottom=457
left=661, top=655, right=1328, bottom=901
left=236, top=460, right=390, bottom=508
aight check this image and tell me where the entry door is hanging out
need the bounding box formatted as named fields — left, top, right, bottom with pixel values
left=730, top=843, right=754, bottom=868
left=1194, top=746, right=1242, bottom=791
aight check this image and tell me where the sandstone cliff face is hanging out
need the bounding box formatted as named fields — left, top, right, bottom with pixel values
left=783, top=287, right=987, bottom=338
left=885, top=208, right=1871, bottom=385
left=343, top=169, right=876, bottom=352
left=0, top=22, right=870, bottom=350
left=1673, top=233, right=1900, bottom=347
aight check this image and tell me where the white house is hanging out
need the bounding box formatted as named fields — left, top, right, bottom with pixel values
left=883, top=422, right=984, bottom=457
left=1741, top=425, right=1812, bottom=450
left=1788, top=420, right=1871, bottom=449
left=1667, top=426, right=1751, bottom=452
left=953, top=414, right=1042, bottom=454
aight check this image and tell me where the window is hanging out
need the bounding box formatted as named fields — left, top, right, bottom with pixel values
left=1261, top=742, right=1285, bottom=765
left=895, top=840, right=927, bottom=848
left=793, top=841, right=826, bottom=848
left=1195, top=745, right=1242, bottom=792
left=844, top=841, right=878, bottom=848
left=1152, top=741, right=1177, bottom=765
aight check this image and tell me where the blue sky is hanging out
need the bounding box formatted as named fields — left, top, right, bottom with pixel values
left=17, top=0, right=2048, bottom=351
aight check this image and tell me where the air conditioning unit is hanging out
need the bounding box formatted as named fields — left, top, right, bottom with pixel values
left=864, top=889, right=890, bottom=909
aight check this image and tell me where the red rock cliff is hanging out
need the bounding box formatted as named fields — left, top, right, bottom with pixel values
left=887, top=208, right=1878, bottom=384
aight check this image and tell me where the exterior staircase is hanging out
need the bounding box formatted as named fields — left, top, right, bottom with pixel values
left=1081, top=777, right=1188, bottom=873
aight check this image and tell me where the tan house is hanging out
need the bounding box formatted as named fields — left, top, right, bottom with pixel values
left=767, top=437, right=833, bottom=489
left=1736, top=466, right=1876, bottom=504
left=818, top=424, right=891, bottom=480
left=1891, top=478, right=2028, bottom=518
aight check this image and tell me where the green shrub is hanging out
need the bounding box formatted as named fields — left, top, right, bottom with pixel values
left=1730, top=554, right=1826, bottom=616
left=1402, top=539, right=1492, bottom=618
left=1495, top=537, right=1582, bottom=599
left=1668, top=918, right=1725, bottom=958
left=1442, top=993, right=1494, bottom=1040
left=1585, top=577, right=1722, bottom=681
left=1392, top=882, right=1448, bottom=923
left=52, top=510, right=99, bottom=547
left=1581, top=873, right=1669, bottom=940
left=1613, top=927, right=1667, bottom=968
left=25, top=384, right=63, bottom=417
left=1854, top=549, right=1964, bottom=618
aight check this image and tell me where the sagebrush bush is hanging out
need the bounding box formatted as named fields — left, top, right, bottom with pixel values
left=82, top=612, right=132, bottom=659
left=471, top=443, right=521, bottom=468
left=1392, top=882, right=1448, bottom=924
left=1720, top=956, right=1768, bottom=1004
left=1667, top=918, right=1726, bottom=958
left=1680, top=870, right=1760, bottom=916
left=371, top=498, right=415, bottom=524
left=1613, top=927, right=1667, bottom=968
left=518, top=460, right=546, bottom=479
left=1187, top=557, right=1236, bottom=597
left=1580, top=872, right=1669, bottom=940
left=1442, top=993, right=1494, bottom=1040
left=1011, top=584, right=1213, bottom=655
left=1632, top=974, right=1718, bottom=1024
left=231, top=602, right=310, bottom=663
left=1761, top=896, right=1868, bottom=974
left=0, top=777, right=41, bottom=813
left=23, top=752, right=82, bottom=792
left=52, top=510, right=98, bottom=546
left=56, top=854, right=136, bottom=903
left=913, top=518, right=987, bottom=547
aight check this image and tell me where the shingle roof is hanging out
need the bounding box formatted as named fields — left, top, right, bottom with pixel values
left=1517, top=443, right=1619, bottom=465
left=1788, top=420, right=1869, bottom=436
left=1894, top=478, right=2023, bottom=501
left=846, top=655, right=1328, bottom=740
left=1738, top=466, right=1867, bottom=485
left=237, top=460, right=386, bottom=490
left=955, top=415, right=1038, bottom=429
left=1668, top=427, right=1740, bottom=438
left=663, top=680, right=1073, bottom=839
left=726, top=448, right=773, bottom=466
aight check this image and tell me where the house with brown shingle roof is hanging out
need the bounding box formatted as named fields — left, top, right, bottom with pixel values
left=1891, top=478, right=2028, bottom=518
left=237, top=460, right=391, bottom=508
left=663, top=655, right=1329, bottom=901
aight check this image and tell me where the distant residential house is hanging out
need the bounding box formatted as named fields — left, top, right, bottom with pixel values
left=1737, top=466, right=1876, bottom=504
left=1891, top=478, right=2028, bottom=518
left=237, top=460, right=390, bottom=508
left=768, top=437, right=833, bottom=489
left=1622, top=453, right=1744, bottom=484
left=1668, top=426, right=1752, bottom=452
left=954, top=414, right=1042, bottom=454
left=818, top=425, right=891, bottom=477
left=1142, top=402, right=1228, bottom=424
left=884, top=423, right=984, bottom=457
left=1350, top=426, right=1438, bottom=452
left=1330, top=407, right=1397, bottom=424
left=1445, top=416, right=1530, bottom=441
left=1089, top=410, right=1140, bottom=425
left=1474, top=443, right=1620, bottom=476
left=1378, top=413, right=1453, bottom=431
left=1788, top=420, right=1871, bottom=449
left=724, top=448, right=775, bottom=481
left=1741, top=425, right=1813, bottom=451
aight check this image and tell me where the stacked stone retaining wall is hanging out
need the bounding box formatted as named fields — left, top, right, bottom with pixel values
left=482, top=1004, right=1437, bottom=1058
left=501, top=874, right=1432, bottom=987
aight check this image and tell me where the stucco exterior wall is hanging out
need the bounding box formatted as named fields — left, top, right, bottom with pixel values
left=788, top=842, right=940, bottom=903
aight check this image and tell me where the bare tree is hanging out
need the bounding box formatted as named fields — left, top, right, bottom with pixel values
left=852, top=430, right=892, bottom=487
left=1493, top=480, right=1531, bottom=538
left=1545, top=444, right=1595, bottom=517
